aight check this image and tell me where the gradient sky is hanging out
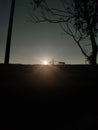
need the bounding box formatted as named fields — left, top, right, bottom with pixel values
left=0, top=0, right=96, bottom=64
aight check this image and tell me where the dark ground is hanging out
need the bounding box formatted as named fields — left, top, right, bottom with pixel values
left=0, top=64, right=97, bottom=129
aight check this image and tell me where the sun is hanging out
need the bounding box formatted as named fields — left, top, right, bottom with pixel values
left=43, top=60, right=48, bottom=65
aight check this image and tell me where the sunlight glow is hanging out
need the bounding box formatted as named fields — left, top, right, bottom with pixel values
left=43, top=60, right=48, bottom=65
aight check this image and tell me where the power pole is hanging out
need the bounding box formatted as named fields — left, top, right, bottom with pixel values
left=4, top=0, right=15, bottom=64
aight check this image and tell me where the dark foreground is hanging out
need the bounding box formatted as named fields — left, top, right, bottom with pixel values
left=0, top=64, right=97, bottom=129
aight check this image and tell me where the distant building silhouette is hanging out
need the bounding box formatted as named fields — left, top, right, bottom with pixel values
left=58, top=62, right=66, bottom=65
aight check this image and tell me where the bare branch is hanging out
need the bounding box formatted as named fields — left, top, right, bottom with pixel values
left=30, top=0, right=98, bottom=64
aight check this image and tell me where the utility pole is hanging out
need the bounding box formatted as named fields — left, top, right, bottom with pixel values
left=4, top=0, right=15, bottom=64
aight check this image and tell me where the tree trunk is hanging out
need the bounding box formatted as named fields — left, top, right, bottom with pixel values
left=89, top=30, right=97, bottom=65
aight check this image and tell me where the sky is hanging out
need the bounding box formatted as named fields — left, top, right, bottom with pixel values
left=0, top=0, right=94, bottom=64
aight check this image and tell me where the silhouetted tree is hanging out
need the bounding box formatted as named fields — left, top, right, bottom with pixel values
left=4, top=0, right=15, bottom=64
left=31, top=0, right=98, bottom=65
